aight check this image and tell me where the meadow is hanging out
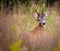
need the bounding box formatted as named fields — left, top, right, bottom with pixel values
left=0, top=1, right=60, bottom=51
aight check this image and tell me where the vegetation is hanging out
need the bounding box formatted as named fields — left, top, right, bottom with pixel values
left=0, top=0, right=60, bottom=51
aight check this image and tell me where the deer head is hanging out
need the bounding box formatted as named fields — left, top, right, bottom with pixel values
left=33, top=10, right=49, bottom=26
left=33, top=3, right=49, bottom=26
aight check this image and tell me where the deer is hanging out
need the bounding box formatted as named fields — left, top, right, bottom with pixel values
left=20, top=4, right=58, bottom=51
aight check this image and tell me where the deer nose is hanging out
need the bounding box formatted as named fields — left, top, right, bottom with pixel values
left=42, top=22, right=45, bottom=25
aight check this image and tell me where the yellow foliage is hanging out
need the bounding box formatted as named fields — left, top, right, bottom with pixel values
left=9, top=40, right=23, bottom=51
left=11, top=24, right=16, bottom=32
left=55, top=42, right=60, bottom=51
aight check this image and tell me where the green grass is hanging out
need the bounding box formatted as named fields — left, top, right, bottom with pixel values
left=47, top=16, right=53, bottom=24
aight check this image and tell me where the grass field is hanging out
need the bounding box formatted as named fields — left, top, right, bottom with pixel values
left=0, top=2, right=60, bottom=51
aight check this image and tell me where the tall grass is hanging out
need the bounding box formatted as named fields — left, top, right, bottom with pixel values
left=0, top=1, right=60, bottom=51
left=0, top=1, right=39, bottom=51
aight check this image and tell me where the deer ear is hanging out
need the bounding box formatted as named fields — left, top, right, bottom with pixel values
left=33, top=12, right=38, bottom=19
left=45, top=11, right=50, bottom=17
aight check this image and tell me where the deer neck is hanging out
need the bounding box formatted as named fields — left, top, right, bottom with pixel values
left=31, top=23, right=44, bottom=34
